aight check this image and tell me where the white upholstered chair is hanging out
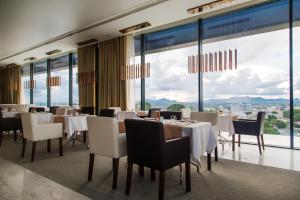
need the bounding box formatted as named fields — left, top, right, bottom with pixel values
left=20, top=113, right=63, bottom=162
left=190, top=112, right=219, bottom=161
left=55, top=107, right=71, bottom=115
left=181, top=108, right=192, bottom=119
left=87, top=116, right=127, bottom=189
left=108, top=107, right=122, bottom=114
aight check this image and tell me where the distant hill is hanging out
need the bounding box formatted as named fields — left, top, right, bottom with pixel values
left=145, top=97, right=300, bottom=108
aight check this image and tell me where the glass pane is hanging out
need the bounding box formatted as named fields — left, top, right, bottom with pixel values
left=33, top=61, right=47, bottom=107
left=293, top=0, right=300, bottom=148
left=50, top=55, right=69, bottom=106
left=73, top=53, right=79, bottom=107
left=144, top=22, right=198, bottom=111
left=203, top=0, right=290, bottom=147
left=21, top=65, right=30, bottom=104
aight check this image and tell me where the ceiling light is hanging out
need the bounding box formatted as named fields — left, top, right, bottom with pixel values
left=24, top=57, right=36, bottom=62
left=77, top=39, right=98, bottom=46
left=187, top=0, right=234, bottom=14
left=45, top=49, right=61, bottom=55
left=119, top=22, right=151, bottom=34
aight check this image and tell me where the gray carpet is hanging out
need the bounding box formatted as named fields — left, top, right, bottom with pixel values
left=0, top=135, right=300, bottom=200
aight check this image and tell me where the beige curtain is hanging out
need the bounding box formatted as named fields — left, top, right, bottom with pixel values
left=98, top=36, right=128, bottom=110
left=0, top=65, right=21, bottom=104
left=78, top=44, right=96, bottom=107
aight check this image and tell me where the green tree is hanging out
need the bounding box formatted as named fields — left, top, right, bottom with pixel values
left=167, top=104, right=185, bottom=112
left=271, top=111, right=278, bottom=114
left=145, top=102, right=152, bottom=111
left=275, top=120, right=287, bottom=128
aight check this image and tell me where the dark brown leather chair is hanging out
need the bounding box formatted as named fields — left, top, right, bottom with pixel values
left=0, top=109, right=22, bottom=146
left=99, top=109, right=115, bottom=117
left=160, top=111, right=182, bottom=120
left=148, top=108, right=161, bottom=118
left=29, top=107, right=46, bottom=112
left=80, top=107, right=95, bottom=115
left=232, top=111, right=266, bottom=154
left=124, top=119, right=191, bottom=200
left=50, top=106, right=59, bottom=115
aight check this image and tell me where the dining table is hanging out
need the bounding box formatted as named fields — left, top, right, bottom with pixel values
left=119, top=119, right=218, bottom=170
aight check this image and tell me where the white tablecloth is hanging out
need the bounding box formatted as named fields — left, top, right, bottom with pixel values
left=117, top=111, right=137, bottom=121
left=1, top=112, right=21, bottom=118
left=217, top=114, right=237, bottom=136
left=165, top=121, right=217, bottom=165
left=64, top=115, right=88, bottom=138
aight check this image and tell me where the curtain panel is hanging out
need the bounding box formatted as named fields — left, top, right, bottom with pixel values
left=78, top=45, right=96, bottom=107
left=0, top=65, right=21, bottom=104
left=98, top=36, right=128, bottom=110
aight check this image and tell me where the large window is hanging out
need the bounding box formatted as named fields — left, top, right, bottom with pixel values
left=134, top=0, right=300, bottom=148
left=141, top=22, right=199, bottom=111
left=33, top=61, right=47, bottom=106
left=293, top=0, right=300, bottom=148
left=50, top=56, right=69, bottom=106
left=21, top=65, right=30, bottom=104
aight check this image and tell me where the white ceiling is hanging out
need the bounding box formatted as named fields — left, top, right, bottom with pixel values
left=0, top=0, right=257, bottom=67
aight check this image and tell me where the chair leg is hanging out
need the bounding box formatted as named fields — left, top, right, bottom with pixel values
left=83, top=131, right=87, bottom=143
left=238, top=134, right=241, bottom=147
left=31, top=142, right=37, bottom=162
left=207, top=153, right=212, bottom=170
left=179, top=164, right=183, bottom=185
left=112, top=158, right=119, bottom=189
left=257, top=136, right=262, bottom=155
left=151, top=168, right=155, bottom=181
left=214, top=146, right=218, bottom=162
left=88, top=153, right=95, bottom=181
left=261, top=135, right=265, bottom=150
left=126, top=162, right=133, bottom=195
left=139, top=165, right=144, bottom=177
left=159, top=170, right=165, bottom=200
left=59, top=137, right=63, bottom=156
left=47, top=139, right=51, bottom=152
left=0, top=131, right=2, bottom=147
left=13, top=131, right=17, bottom=141
left=21, top=138, right=27, bottom=157
left=232, top=134, right=235, bottom=151
left=185, top=162, right=191, bottom=192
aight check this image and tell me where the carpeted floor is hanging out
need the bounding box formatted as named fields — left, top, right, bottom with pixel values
left=0, top=135, right=300, bottom=200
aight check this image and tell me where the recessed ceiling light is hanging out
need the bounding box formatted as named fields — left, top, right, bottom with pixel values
left=45, top=49, right=61, bottom=55
left=119, top=22, right=151, bottom=34
left=77, top=39, right=98, bottom=46
left=187, top=0, right=234, bottom=14
left=24, top=57, right=36, bottom=62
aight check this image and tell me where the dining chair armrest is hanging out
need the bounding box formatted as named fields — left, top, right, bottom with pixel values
left=163, top=136, right=190, bottom=169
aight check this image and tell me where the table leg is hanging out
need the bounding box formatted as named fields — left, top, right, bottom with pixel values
left=207, top=153, right=212, bottom=170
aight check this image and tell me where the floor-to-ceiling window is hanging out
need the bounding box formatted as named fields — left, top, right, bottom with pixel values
left=21, top=65, right=31, bottom=104
left=33, top=61, right=47, bottom=106
left=202, top=0, right=290, bottom=147
left=143, top=23, right=199, bottom=111
left=72, top=53, right=79, bottom=107
left=293, top=0, right=300, bottom=148
left=50, top=55, right=69, bottom=106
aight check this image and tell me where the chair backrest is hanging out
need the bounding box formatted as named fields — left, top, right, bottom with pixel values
left=87, top=116, right=122, bottom=158
left=50, top=106, right=59, bottom=114
left=190, top=112, right=218, bottom=126
left=181, top=108, right=191, bottom=119
left=257, top=111, right=266, bottom=134
left=99, top=109, right=115, bottom=117
left=160, top=111, right=182, bottom=120
left=81, top=107, right=95, bottom=115
left=125, top=119, right=165, bottom=169
left=148, top=108, right=161, bottom=118
left=108, top=107, right=122, bottom=114
left=56, top=107, right=70, bottom=115
left=21, top=113, right=36, bottom=140
left=29, top=107, right=46, bottom=113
